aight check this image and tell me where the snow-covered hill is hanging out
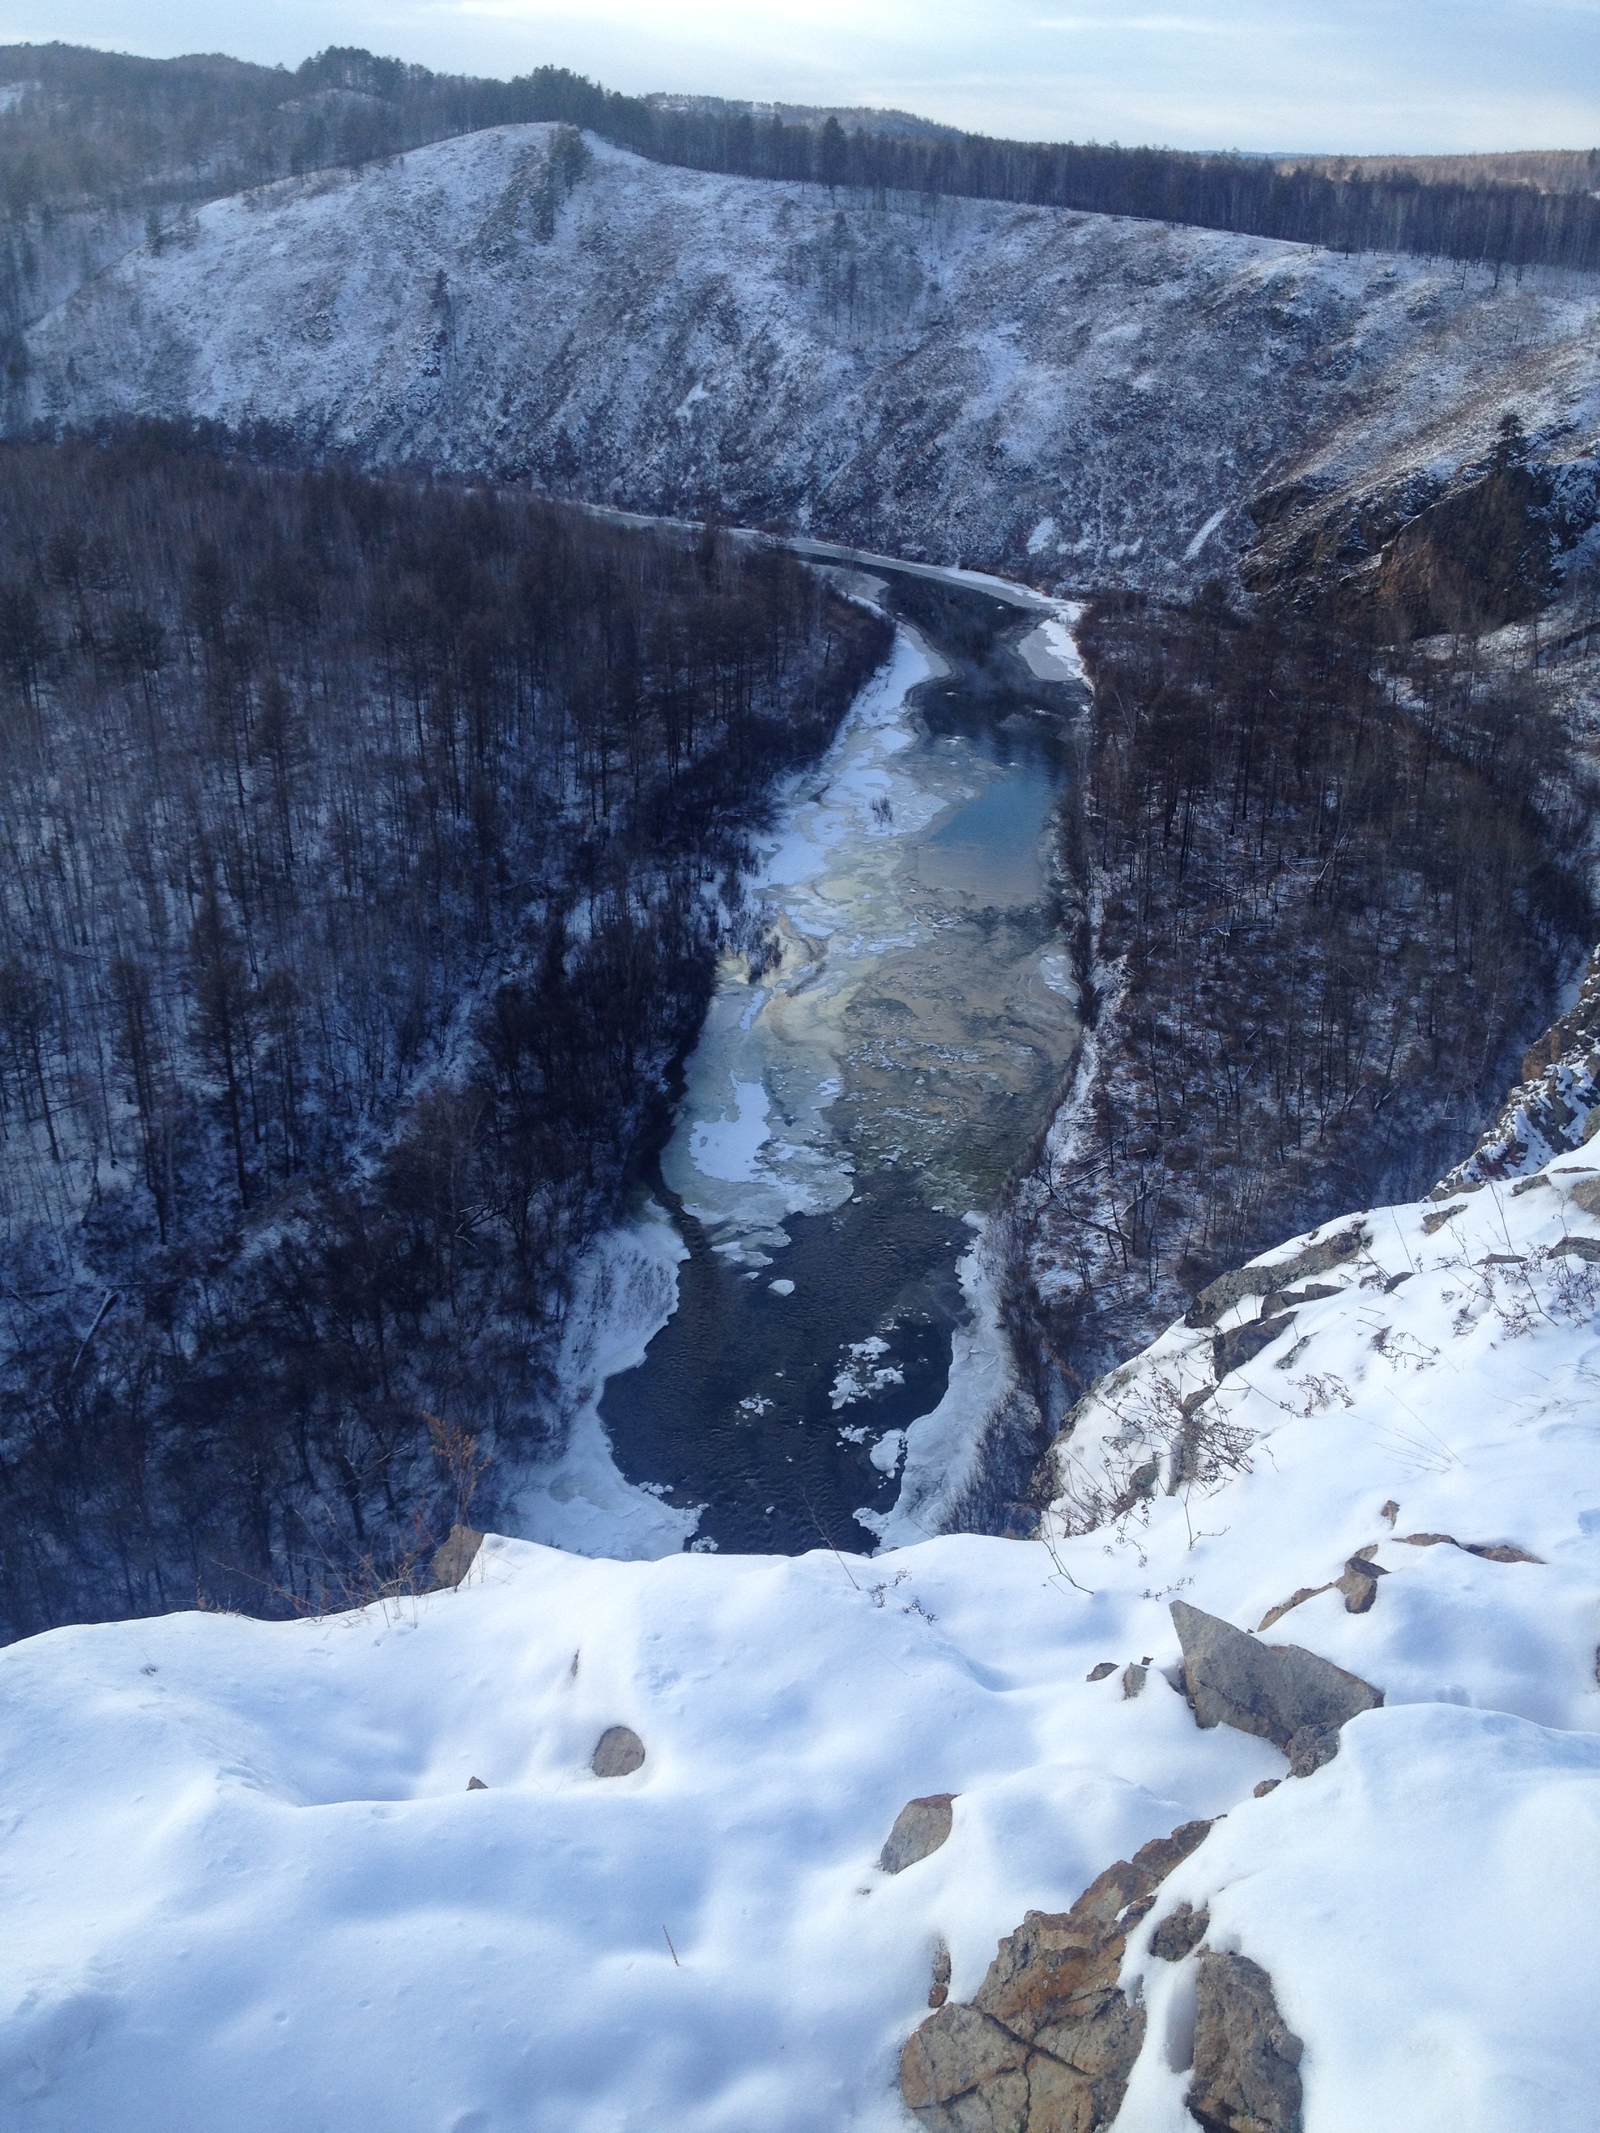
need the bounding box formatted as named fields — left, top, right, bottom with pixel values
left=21, top=125, right=1600, bottom=588
left=4, top=1134, right=1597, bottom=2128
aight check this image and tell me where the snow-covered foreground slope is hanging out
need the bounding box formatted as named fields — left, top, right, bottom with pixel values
left=23, top=126, right=1600, bottom=589
left=5, top=1151, right=1599, bottom=2130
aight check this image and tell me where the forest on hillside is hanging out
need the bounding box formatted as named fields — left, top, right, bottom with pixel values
left=0, top=428, right=887, bottom=1640
left=545, top=84, right=1600, bottom=273
left=997, top=581, right=1595, bottom=1441
left=2, top=40, right=1595, bottom=363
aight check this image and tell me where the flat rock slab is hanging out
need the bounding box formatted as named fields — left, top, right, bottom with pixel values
left=591, top=1725, right=646, bottom=1778
left=881, top=1793, right=956, bottom=1874
left=1171, top=1600, right=1381, bottom=1752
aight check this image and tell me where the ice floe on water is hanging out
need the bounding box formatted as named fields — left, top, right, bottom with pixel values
left=687, top=1075, right=772, bottom=1183
left=525, top=568, right=1087, bottom=1557
left=659, top=624, right=943, bottom=1263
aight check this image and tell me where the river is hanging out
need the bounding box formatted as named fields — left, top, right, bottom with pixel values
left=584, top=557, right=1088, bottom=1555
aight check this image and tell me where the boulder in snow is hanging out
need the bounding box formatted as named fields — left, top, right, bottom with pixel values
left=1170, top=1600, right=1382, bottom=1752
left=1187, top=1950, right=1304, bottom=2133
left=1334, top=1554, right=1386, bottom=1613
left=1213, top=1313, right=1298, bottom=1379
left=880, top=1793, right=956, bottom=1874
left=428, top=1524, right=484, bottom=1591
left=591, top=1725, right=646, bottom=1778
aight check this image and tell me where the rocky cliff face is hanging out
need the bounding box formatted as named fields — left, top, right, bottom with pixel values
left=18, top=124, right=1600, bottom=592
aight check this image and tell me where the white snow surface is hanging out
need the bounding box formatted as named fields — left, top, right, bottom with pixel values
left=23, top=125, right=1600, bottom=587
left=6, top=1149, right=1599, bottom=2128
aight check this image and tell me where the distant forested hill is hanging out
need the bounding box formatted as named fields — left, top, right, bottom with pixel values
left=2, top=39, right=1596, bottom=370
left=0, top=426, right=886, bottom=1638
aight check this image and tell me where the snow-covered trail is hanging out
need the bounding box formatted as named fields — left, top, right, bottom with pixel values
left=508, top=555, right=1086, bottom=1561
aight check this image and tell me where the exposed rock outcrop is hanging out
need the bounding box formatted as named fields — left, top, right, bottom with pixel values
left=900, top=1819, right=1213, bottom=2132
left=1150, top=1901, right=1209, bottom=1962
left=1187, top=1951, right=1304, bottom=2133
left=881, top=1794, right=957, bottom=1874
left=1437, top=945, right=1600, bottom=1190
left=1170, top=1601, right=1382, bottom=1754
left=1184, top=1228, right=1365, bottom=1329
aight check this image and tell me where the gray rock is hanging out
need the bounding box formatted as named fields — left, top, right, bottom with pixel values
left=1121, top=1664, right=1147, bottom=1699
left=591, top=1725, right=646, bottom=1778
left=1086, top=1661, right=1118, bottom=1683
left=466, top=1775, right=487, bottom=1791
left=1212, top=1313, right=1297, bottom=1379
left=1568, top=1177, right=1600, bottom=1217
left=881, top=1793, right=957, bottom=1874
left=1187, top=1951, right=1304, bottom=2133
left=1185, top=1226, right=1364, bottom=1328
left=1150, top=1901, right=1209, bottom=1961
left=1171, top=1600, right=1382, bottom=1752
left=1285, top=1726, right=1341, bottom=1776
left=429, top=1523, right=484, bottom=1590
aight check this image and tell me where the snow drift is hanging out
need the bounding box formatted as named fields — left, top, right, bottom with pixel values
left=4, top=1135, right=1598, bottom=2127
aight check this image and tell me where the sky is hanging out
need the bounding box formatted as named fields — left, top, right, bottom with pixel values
left=5, top=0, right=1599, bottom=153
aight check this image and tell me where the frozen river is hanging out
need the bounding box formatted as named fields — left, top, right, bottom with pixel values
left=588, top=561, right=1088, bottom=1554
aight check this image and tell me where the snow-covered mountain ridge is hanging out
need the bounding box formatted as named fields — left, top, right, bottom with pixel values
left=4, top=1100, right=1597, bottom=2127
left=20, top=123, right=1600, bottom=590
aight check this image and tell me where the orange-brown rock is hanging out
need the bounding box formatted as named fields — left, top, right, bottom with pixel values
left=899, top=1820, right=1213, bottom=2132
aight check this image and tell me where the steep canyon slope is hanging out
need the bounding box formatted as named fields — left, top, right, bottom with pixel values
left=19, top=124, right=1600, bottom=591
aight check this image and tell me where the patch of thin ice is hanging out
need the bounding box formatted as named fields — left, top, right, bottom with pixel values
left=688, top=1075, right=772, bottom=1183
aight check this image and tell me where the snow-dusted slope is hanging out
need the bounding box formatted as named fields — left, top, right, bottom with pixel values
left=4, top=1143, right=1598, bottom=2128
left=23, top=126, right=1600, bottom=587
